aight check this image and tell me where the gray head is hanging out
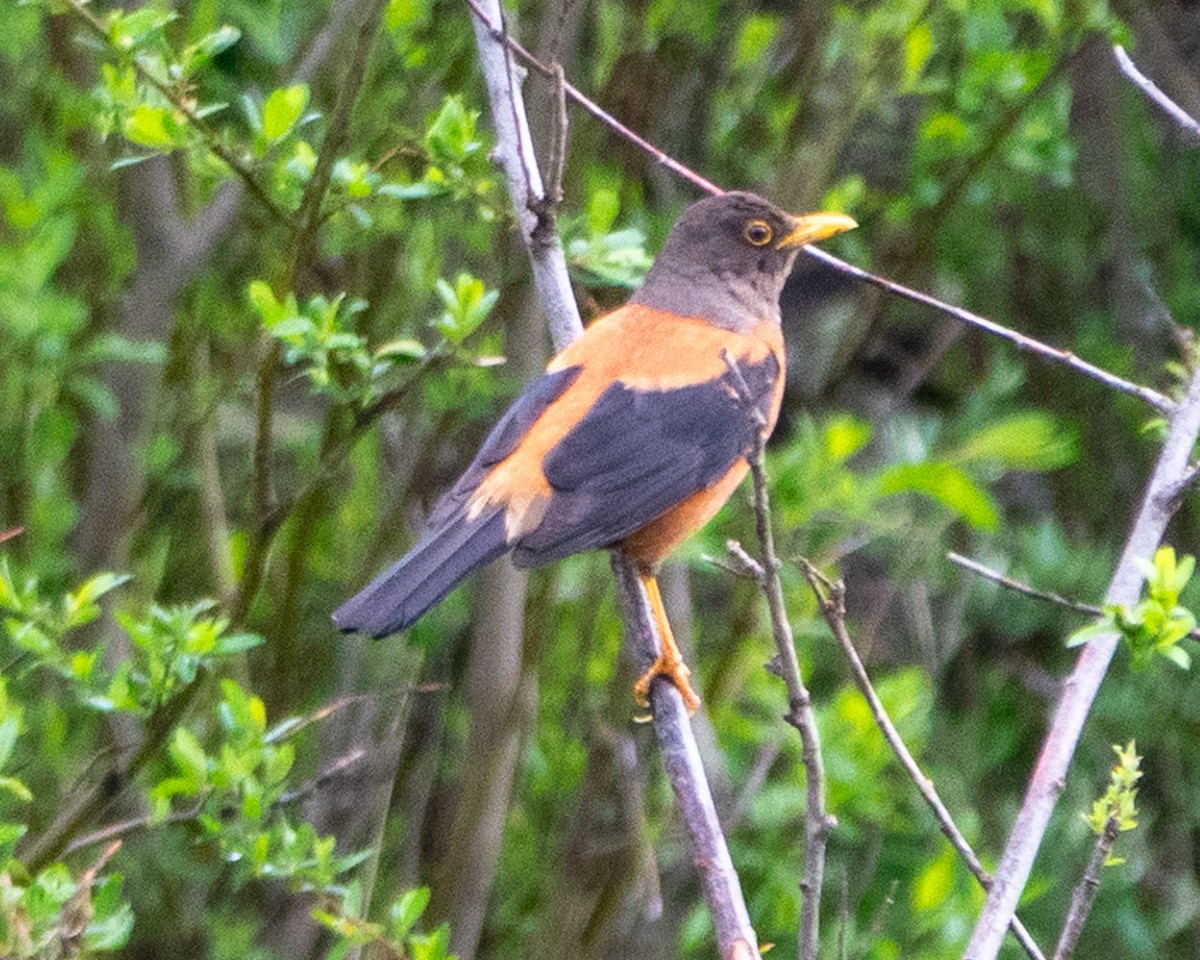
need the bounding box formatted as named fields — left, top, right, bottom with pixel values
left=632, top=192, right=856, bottom=331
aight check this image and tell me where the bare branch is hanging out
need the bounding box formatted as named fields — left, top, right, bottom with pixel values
left=965, top=366, right=1200, bottom=957
left=948, top=553, right=1106, bottom=619
left=722, top=352, right=831, bottom=960
left=611, top=556, right=759, bottom=960
left=468, top=5, right=758, bottom=957
left=1113, top=45, right=1200, bottom=146
left=799, top=562, right=1045, bottom=960
left=1051, top=817, right=1120, bottom=960
left=457, top=7, right=1172, bottom=416
left=801, top=246, right=1173, bottom=413
left=461, top=0, right=725, bottom=198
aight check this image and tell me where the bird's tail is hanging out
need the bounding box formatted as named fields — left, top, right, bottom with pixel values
left=332, top=507, right=509, bottom=638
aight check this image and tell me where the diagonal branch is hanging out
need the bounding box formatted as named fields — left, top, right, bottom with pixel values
left=468, top=3, right=758, bottom=957
left=800, top=247, right=1173, bottom=413
left=964, top=344, right=1200, bottom=959
left=461, top=0, right=1170, bottom=415
left=1113, top=45, right=1200, bottom=146
left=798, top=562, right=1045, bottom=960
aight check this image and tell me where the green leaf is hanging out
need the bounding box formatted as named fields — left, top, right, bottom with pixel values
left=169, top=726, right=210, bottom=788
left=389, top=886, right=431, bottom=941
left=0, top=776, right=31, bottom=802
left=182, top=25, right=242, bottom=73
left=1066, top=618, right=1115, bottom=648
left=823, top=415, right=871, bottom=464
left=212, top=631, right=263, bottom=655
left=586, top=188, right=621, bottom=235
left=1163, top=644, right=1192, bottom=670
left=952, top=412, right=1078, bottom=471
left=0, top=713, right=22, bottom=771
left=262, top=84, right=310, bottom=142
left=122, top=104, right=179, bottom=150
left=374, top=338, right=427, bottom=363
left=902, top=21, right=934, bottom=91
left=878, top=462, right=999, bottom=530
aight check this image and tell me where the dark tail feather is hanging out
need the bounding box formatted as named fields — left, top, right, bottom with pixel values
left=332, top=508, right=509, bottom=638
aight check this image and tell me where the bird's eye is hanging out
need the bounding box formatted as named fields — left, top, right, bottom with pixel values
left=744, top=220, right=773, bottom=246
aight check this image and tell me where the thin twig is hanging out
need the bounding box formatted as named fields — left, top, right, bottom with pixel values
left=722, top=352, right=831, bottom=960
left=468, top=5, right=758, bottom=957
left=462, top=0, right=1172, bottom=415
left=460, top=0, right=725, bottom=197
left=1113, top=45, right=1200, bottom=146
left=949, top=550, right=1200, bottom=643
left=544, top=60, right=569, bottom=206
left=801, top=247, right=1173, bottom=413
left=799, top=562, right=1046, bottom=960
left=1051, top=816, right=1121, bottom=960
left=66, top=0, right=288, bottom=225
left=964, top=207, right=1200, bottom=960
left=948, top=553, right=1105, bottom=619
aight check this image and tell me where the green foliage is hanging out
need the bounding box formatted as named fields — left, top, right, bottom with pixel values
left=1068, top=547, right=1197, bottom=670
left=1083, top=741, right=1141, bottom=865
left=0, top=560, right=259, bottom=715
left=564, top=189, right=654, bottom=288
left=8, top=0, right=1200, bottom=955
left=0, top=862, right=134, bottom=959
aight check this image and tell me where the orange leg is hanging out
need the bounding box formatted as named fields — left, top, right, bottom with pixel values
left=632, top=573, right=701, bottom=714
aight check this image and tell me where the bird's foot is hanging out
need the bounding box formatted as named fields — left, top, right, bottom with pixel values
left=633, top=653, right=701, bottom=715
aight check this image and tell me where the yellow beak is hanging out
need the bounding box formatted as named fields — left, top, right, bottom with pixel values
left=776, top=212, right=858, bottom=249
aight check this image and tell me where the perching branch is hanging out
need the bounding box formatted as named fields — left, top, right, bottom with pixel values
left=468, top=5, right=758, bottom=958
left=722, top=353, right=831, bottom=960
left=798, top=563, right=1045, bottom=960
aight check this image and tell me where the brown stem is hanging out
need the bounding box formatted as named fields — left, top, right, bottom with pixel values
left=722, top=354, right=830, bottom=960
left=1051, top=817, right=1121, bottom=960
left=799, top=563, right=1045, bottom=960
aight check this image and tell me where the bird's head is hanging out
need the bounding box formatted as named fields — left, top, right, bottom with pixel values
left=632, top=191, right=856, bottom=330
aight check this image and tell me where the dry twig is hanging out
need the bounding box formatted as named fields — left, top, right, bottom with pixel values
left=1051, top=817, right=1120, bottom=960
left=799, top=562, right=1045, bottom=960
left=722, top=353, right=831, bottom=960
left=1113, top=45, right=1200, bottom=146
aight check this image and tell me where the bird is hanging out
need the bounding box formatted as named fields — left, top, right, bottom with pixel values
left=333, top=192, right=856, bottom=713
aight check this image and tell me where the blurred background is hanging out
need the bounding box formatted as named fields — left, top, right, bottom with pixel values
left=3, top=0, right=1200, bottom=956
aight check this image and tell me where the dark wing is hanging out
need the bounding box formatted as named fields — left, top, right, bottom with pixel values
left=426, top=364, right=583, bottom=527
left=511, top=353, right=778, bottom=567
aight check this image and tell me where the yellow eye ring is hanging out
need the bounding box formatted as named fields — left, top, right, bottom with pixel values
left=744, top=220, right=773, bottom=246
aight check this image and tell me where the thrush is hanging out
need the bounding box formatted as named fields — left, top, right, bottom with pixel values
left=333, top=191, right=856, bottom=712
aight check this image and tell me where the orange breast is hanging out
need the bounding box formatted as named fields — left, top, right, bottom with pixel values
left=468, top=304, right=786, bottom=549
